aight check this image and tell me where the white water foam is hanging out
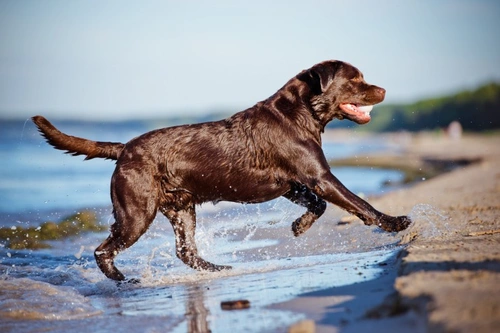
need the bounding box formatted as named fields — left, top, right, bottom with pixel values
left=0, top=277, right=102, bottom=320
left=140, top=249, right=395, bottom=287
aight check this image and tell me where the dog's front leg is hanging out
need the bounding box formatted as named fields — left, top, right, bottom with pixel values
left=312, top=172, right=411, bottom=232
left=283, top=183, right=327, bottom=236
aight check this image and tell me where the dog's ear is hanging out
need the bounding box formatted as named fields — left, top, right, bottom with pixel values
left=297, top=61, right=341, bottom=95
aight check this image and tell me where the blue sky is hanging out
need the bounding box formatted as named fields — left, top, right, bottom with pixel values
left=1, top=0, right=499, bottom=120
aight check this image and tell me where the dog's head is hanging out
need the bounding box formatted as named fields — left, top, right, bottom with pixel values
left=297, top=60, right=385, bottom=125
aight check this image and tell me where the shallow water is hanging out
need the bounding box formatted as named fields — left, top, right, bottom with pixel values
left=0, top=197, right=405, bottom=332
left=1, top=219, right=401, bottom=333
left=0, top=119, right=408, bottom=332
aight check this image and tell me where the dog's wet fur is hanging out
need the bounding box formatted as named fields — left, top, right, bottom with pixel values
left=33, top=60, right=411, bottom=281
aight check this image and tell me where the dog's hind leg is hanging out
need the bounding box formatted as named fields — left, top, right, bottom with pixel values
left=95, top=165, right=159, bottom=281
left=160, top=202, right=231, bottom=272
left=284, top=183, right=327, bottom=237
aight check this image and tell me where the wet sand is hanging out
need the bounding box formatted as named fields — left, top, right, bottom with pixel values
left=274, top=131, right=500, bottom=332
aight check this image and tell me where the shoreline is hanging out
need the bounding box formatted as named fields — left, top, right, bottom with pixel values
left=275, top=131, right=500, bottom=332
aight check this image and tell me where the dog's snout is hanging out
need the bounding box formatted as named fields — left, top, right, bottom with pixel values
left=373, top=86, right=386, bottom=101
left=376, top=86, right=386, bottom=97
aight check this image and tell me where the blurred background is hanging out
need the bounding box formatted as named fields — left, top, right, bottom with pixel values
left=0, top=0, right=499, bottom=128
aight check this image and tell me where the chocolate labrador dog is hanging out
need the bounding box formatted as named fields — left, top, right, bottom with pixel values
left=33, top=60, right=411, bottom=281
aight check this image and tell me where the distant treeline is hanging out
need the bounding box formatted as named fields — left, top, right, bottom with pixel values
left=328, top=82, right=500, bottom=132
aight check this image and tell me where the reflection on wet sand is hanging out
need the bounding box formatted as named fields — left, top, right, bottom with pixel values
left=185, top=285, right=211, bottom=333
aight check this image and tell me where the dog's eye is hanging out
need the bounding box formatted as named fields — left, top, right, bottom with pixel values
left=350, top=74, right=364, bottom=83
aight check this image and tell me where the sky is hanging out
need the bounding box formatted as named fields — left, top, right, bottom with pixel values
left=0, top=0, right=499, bottom=120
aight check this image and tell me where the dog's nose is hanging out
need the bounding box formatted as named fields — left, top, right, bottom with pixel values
left=377, top=87, right=386, bottom=97
left=374, top=86, right=386, bottom=101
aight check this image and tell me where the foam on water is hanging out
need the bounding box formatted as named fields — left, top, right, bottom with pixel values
left=0, top=277, right=102, bottom=320
left=140, top=249, right=395, bottom=286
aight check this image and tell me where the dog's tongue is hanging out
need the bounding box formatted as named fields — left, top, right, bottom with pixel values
left=339, top=103, right=374, bottom=124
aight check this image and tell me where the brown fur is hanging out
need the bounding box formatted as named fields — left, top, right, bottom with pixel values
left=33, top=60, right=411, bottom=281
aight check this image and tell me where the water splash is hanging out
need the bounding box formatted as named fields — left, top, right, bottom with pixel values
left=20, top=117, right=32, bottom=142
left=404, top=203, right=450, bottom=240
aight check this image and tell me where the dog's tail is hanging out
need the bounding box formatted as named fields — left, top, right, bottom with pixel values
left=32, top=115, right=125, bottom=161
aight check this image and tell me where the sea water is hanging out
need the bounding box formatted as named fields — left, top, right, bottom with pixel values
left=1, top=118, right=406, bottom=332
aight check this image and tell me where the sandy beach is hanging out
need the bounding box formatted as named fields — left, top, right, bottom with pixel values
left=275, top=132, right=500, bottom=332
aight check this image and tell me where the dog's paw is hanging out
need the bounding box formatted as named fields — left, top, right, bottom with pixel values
left=397, top=216, right=412, bottom=231
left=209, top=264, right=232, bottom=272
left=292, top=218, right=305, bottom=237
left=380, top=215, right=412, bottom=232
left=291, top=213, right=318, bottom=237
left=116, top=277, right=141, bottom=287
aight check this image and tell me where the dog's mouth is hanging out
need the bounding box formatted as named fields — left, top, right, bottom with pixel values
left=339, top=103, right=373, bottom=124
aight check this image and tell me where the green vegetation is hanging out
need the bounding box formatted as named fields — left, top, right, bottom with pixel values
left=328, top=82, right=500, bottom=132
left=0, top=210, right=107, bottom=250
